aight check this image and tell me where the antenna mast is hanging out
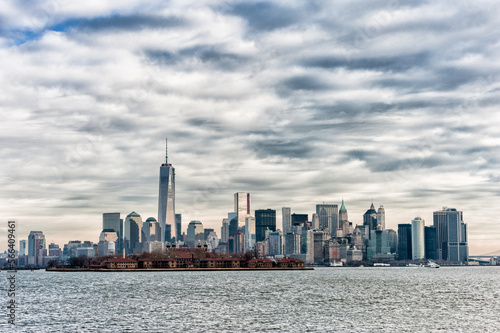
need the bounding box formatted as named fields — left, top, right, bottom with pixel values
left=165, top=137, right=168, bottom=164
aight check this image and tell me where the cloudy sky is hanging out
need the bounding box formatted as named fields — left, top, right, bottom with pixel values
left=1, top=0, right=499, bottom=255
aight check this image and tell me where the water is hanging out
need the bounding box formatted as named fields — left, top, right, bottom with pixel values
left=2, top=267, right=500, bottom=332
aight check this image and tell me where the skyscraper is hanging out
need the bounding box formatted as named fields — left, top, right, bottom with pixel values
left=339, top=200, right=350, bottom=236
left=397, top=224, right=412, bottom=260
left=186, top=220, right=204, bottom=248
left=158, top=138, right=175, bottom=247
left=367, top=229, right=392, bottom=261
left=103, top=213, right=122, bottom=253
left=282, top=207, right=291, bottom=235
left=221, top=218, right=229, bottom=243
left=28, top=231, right=45, bottom=266
left=245, top=216, right=256, bottom=251
left=175, top=214, right=182, bottom=242
left=316, top=203, right=338, bottom=236
left=291, top=213, right=308, bottom=226
left=234, top=192, right=250, bottom=228
left=433, top=208, right=469, bottom=262
left=228, top=212, right=238, bottom=239
left=377, top=206, right=385, bottom=230
left=411, top=217, right=425, bottom=260
left=363, top=203, right=378, bottom=235
left=424, top=226, right=438, bottom=260
left=255, top=209, right=276, bottom=242
left=124, top=211, right=142, bottom=254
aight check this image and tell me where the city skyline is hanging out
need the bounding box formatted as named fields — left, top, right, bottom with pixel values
left=1, top=1, right=500, bottom=255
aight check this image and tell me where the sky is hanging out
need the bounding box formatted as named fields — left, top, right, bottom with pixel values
left=1, top=0, right=500, bottom=255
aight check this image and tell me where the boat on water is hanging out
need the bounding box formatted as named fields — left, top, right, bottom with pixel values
left=420, top=260, right=440, bottom=268
left=406, top=263, right=419, bottom=267
left=373, top=263, right=390, bottom=267
left=330, top=261, right=343, bottom=267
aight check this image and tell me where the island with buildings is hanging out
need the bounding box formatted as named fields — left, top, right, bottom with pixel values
left=46, top=248, right=310, bottom=271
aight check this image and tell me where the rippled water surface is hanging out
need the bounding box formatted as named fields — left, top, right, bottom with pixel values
left=2, top=267, right=500, bottom=332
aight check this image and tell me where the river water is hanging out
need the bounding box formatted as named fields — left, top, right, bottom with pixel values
left=2, top=267, right=499, bottom=332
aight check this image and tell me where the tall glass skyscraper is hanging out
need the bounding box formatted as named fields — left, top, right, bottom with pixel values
left=433, top=208, right=468, bottom=262
left=411, top=217, right=425, bottom=260
left=282, top=207, right=291, bottom=235
left=158, top=138, right=175, bottom=246
left=103, top=213, right=122, bottom=253
left=234, top=192, right=250, bottom=228
left=316, top=203, right=338, bottom=236
left=255, top=209, right=276, bottom=242
left=397, top=224, right=412, bottom=260
left=175, top=214, right=182, bottom=242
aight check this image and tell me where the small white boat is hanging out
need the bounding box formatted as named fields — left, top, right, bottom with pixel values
left=406, top=263, right=419, bottom=267
left=373, top=263, right=390, bottom=267
left=330, top=261, right=343, bottom=267
left=420, top=260, right=440, bottom=268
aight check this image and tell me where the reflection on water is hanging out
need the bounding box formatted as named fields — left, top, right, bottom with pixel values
left=3, top=267, right=500, bottom=332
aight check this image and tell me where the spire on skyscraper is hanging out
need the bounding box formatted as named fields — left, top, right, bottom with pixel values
left=165, top=137, right=168, bottom=163
left=340, top=199, right=347, bottom=212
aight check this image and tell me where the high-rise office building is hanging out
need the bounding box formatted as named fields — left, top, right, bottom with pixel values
left=267, top=230, right=283, bottom=256
left=387, top=229, right=397, bottom=254
left=424, top=226, right=438, bottom=260
left=311, top=213, right=319, bottom=229
left=186, top=220, right=204, bottom=248
left=338, top=200, right=349, bottom=235
left=377, top=206, right=385, bottom=230
left=397, top=224, right=412, bottom=260
left=19, top=240, right=26, bottom=257
left=411, top=217, right=425, bottom=260
left=124, top=211, right=142, bottom=254
left=433, top=208, right=469, bottom=262
left=175, top=214, right=182, bottom=242
left=282, top=207, right=292, bottom=235
left=228, top=212, right=238, bottom=239
left=367, top=229, right=392, bottom=261
left=221, top=218, right=229, bottom=243
left=255, top=209, right=276, bottom=242
left=97, top=230, right=118, bottom=256
left=28, top=231, right=46, bottom=266
left=339, top=200, right=348, bottom=224
left=313, top=229, right=329, bottom=265
left=363, top=203, right=378, bottom=235
left=142, top=217, right=161, bottom=243
left=103, top=213, right=122, bottom=253
left=291, top=213, right=308, bottom=226
left=316, top=203, right=338, bottom=236
left=245, top=216, right=256, bottom=251
left=158, top=138, right=175, bottom=247
left=234, top=192, right=251, bottom=228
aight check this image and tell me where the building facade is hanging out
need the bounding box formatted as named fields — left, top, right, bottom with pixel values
left=158, top=138, right=175, bottom=247
left=411, top=217, right=425, bottom=260
left=255, top=209, right=276, bottom=243
left=316, top=203, right=338, bottom=236
left=234, top=192, right=251, bottom=229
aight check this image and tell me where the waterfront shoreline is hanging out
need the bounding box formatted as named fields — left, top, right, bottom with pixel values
left=46, top=267, right=314, bottom=272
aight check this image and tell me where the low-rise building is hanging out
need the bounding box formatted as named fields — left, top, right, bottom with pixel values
left=247, top=258, right=274, bottom=268
left=277, top=258, right=304, bottom=268
left=102, top=258, right=138, bottom=269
